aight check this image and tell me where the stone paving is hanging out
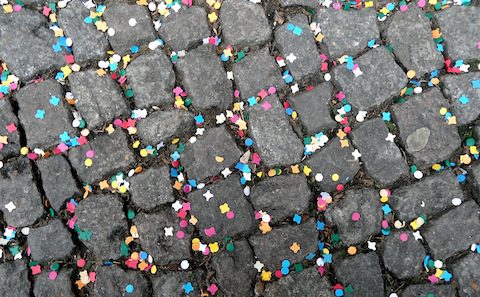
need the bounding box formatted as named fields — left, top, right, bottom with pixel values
left=0, top=0, right=479, bottom=297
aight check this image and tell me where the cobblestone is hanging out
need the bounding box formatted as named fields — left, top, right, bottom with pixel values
left=28, top=219, right=75, bottom=263
left=443, top=72, right=480, bottom=125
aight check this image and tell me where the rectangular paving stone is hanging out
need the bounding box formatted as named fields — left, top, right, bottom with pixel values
left=68, top=129, right=136, bottom=183
left=443, top=72, right=480, bottom=125
left=249, top=218, right=318, bottom=271
left=334, top=253, right=384, bottom=297
left=391, top=170, right=464, bottom=222
left=452, top=253, right=480, bottom=297
left=221, top=0, right=272, bottom=48
left=37, top=155, right=79, bottom=211
left=33, top=268, right=74, bottom=297
left=128, top=165, right=175, bottom=210
left=250, top=174, right=311, bottom=224
left=393, top=88, right=461, bottom=165
left=136, top=109, right=194, bottom=145
left=351, top=117, right=408, bottom=186
left=233, top=47, right=285, bottom=99
left=264, top=267, right=332, bottom=297
left=75, top=194, right=127, bottom=259
left=151, top=271, right=204, bottom=297
left=28, top=219, right=75, bottom=263
left=93, top=265, right=150, bottom=297
left=279, top=0, right=320, bottom=7
left=316, top=8, right=380, bottom=59
left=423, top=200, right=480, bottom=260
left=436, top=6, right=480, bottom=61
left=248, top=95, right=304, bottom=167
left=181, top=126, right=242, bottom=181
left=158, top=6, right=210, bottom=51
left=325, top=188, right=382, bottom=246
left=382, top=231, right=426, bottom=279
left=0, top=261, right=30, bottom=297
left=333, top=46, right=408, bottom=110
left=103, top=2, right=157, bottom=55
left=16, top=79, right=75, bottom=149
left=134, top=209, right=191, bottom=265
left=288, top=82, right=336, bottom=135
left=58, top=0, right=109, bottom=64
left=0, top=158, right=44, bottom=227
left=402, top=284, right=456, bottom=297
left=0, top=10, right=65, bottom=81
left=275, top=15, right=321, bottom=80
left=211, top=240, right=256, bottom=297
left=126, top=50, right=175, bottom=109
left=176, top=46, right=232, bottom=110
left=188, top=176, right=255, bottom=242
left=386, top=4, right=444, bottom=76
left=69, top=70, right=130, bottom=129
left=0, top=100, right=20, bottom=161
left=304, top=138, right=360, bottom=192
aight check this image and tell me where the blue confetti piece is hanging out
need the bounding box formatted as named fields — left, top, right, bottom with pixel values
left=293, top=214, right=302, bottom=224
left=323, top=254, right=332, bottom=263
left=170, top=168, right=179, bottom=177
left=367, top=39, right=376, bottom=48
left=59, top=131, right=71, bottom=142
left=472, top=80, right=480, bottom=89
left=281, top=267, right=289, bottom=275
left=247, top=97, right=257, bottom=106
left=316, top=220, right=325, bottom=231
left=83, top=16, right=92, bottom=24
left=109, top=63, right=117, bottom=71
left=125, top=284, right=134, bottom=294
left=188, top=179, right=197, bottom=187
left=183, top=282, right=194, bottom=294
left=437, top=44, right=444, bottom=52
left=52, top=43, right=62, bottom=53
left=194, top=114, right=204, bottom=124
left=35, top=109, right=45, bottom=119
left=287, top=23, right=295, bottom=31
left=382, top=112, right=391, bottom=121
left=305, top=252, right=316, bottom=260
left=292, top=26, right=302, bottom=36
left=170, top=151, right=180, bottom=161
left=131, top=45, right=139, bottom=54
left=49, top=95, right=60, bottom=106
left=281, top=259, right=290, bottom=267
left=441, top=270, right=452, bottom=282
left=454, top=60, right=464, bottom=68
left=245, top=138, right=253, bottom=147
left=459, top=95, right=469, bottom=105
left=382, top=204, right=392, bottom=215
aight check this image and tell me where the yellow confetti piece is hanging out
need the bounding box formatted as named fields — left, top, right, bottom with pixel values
left=364, top=1, right=374, bottom=7
left=331, top=173, right=339, bottom=182
left=84, top=158, right=93, bottom=167
left=215, top=156, right=224, bottom=163
left=432, top=29, right=441, bottom=39
left=303, top=165, right=312, bottom=176
left=132, top=140, right=140, bottom=149
left=470, top=146, right=478, bottom=155
left=0, top=136, right=7, bottom=145
left=432, top=164, right=441, bottom=171
left=209, top=242, right=219, bottom=253
left=213, top=2, right=221, bottom=9
left=268, top=169, right=276, bottom=177
left=20, top=147, right=29, bottom=155
left=53, top=28, right=64, bottom=37
left=380, top=7, right=389, bottom=14
left=407, top=70, right=416, bottom=79
left=431, top=77, right=440, bottom=85
left=111, top=180, right=118, bottom=189
left=3, top=5, right=13, bottom=13
left=256, top=172, right=263, bottom=178
left=237, top=119, right=247, bottom=130
left=130, top=225, right=139, bottom=238
left=151, top=265, right=157, bottom=274
left=340, top=139, right=349, bottom=148
left=189, top=215, right=198, bottom=225
left=291, top=164, right=300, bottom=174
left=136, top=0, right=148, bottom=5
left=347, top=246, right=357, bottom=255
left=95, top=20, right=108, bottom=32
left=119, top=185, right=127, bottom=193
left=219, top=203, right=230, bottom=214
left=291, top=111, right=297, bottom=119
left=61, top=65, right=72, bottom=77
left=131, top=252, right=139, bottom=260
left=140, top=149, right=148, bottom=157
left=439, top=107, right=448, bottom=115
left=290, top=242, right=301, bottom=253
left=96, top=68, right=107, bottom=77
left=233, top=102, right=243, bottom=111
left=206, top=0, right=216, bottom=6
left=447, top=116, right=456, bottom=125
left=99, top=180, right=109, bottom=190
left=208, top=12, right=218, bottom=22
left=261, top=270, right=272, bottom=282
left=460, top=154, right=471, bottom=165
left=380, top=196, right=389, bottom=203
left=172, top=138, right=180, bottom=144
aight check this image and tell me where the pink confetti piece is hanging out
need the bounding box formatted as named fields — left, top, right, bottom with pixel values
left=261, top=101, right=272, bottom=111
left=204, top=227, right=216, bottom=237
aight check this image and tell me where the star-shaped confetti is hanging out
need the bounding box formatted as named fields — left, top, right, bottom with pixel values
left=5, top=201, right=16, bottom=212
left=385, top=133, right=396, bottom=142
left=164, top=226, right=174, bottom=237
left=203, top=190, right=214, bottom=201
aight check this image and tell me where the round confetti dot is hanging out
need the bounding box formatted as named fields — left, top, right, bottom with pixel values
left=245, top=138, right=253, bottom=147
left=148, top=2, right=156, bottom=11
left=128, top=18, right=137, bottom=26
left=331, top=173, right=339, bottom=182
left=176, top=231, right=185, bottom=239
left=48, top=271, right=57, bottom=280
left=86, top=150, right=95, bottom=158
left=439, top=107, right=448, bottom=115
left=414, top=87, right=423, bottom=94
left=434, top=260, right=443, bottom=268
left=77, top=258, right=86, bottom=268
left=406, top=70, right=416, bottom=79
left=281, top=260, right=290, bottom=268
left=180, top=260, right=190, bottom=270
left=20, top=147, right=29, bottom=155
left=125, top=284, right=134, bottom=293
left=336, top=184, right=344, bottom=192
left=315, top=173, right=323, bottom=182
left=107, top=27, right=115, bottom=36
left=452, top=198, right=462, bottom=206
left=351, top=212, right=361, bottom=221
left=389, top=294, right=399, bottom=297
left=324, top=73, right=331, bottom=81
left=457, top=174, right=466, bottom=183
left=413, top=170, right=423, bottom=179
left=267, top=86, right=276, bottom=94
left=335, top=289, right=344, bottom=296
left=399, top=232, right=408, bottom=242
left=226, top=211, right=235, bottom=219
left=347, top=246, right=357, bottom=255
left=84, top=158, right=93, bottom=167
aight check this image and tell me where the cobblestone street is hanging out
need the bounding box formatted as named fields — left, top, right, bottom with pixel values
left=0, top=0, right=479, bottom=296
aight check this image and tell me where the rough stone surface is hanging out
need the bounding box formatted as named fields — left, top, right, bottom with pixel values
left=393, top=88, right=461, bottom=165
left=250, top=174, right=311, bottom=223
left=211, top=240, right=256, bottom=297
left=188, top=176, right=255, bottom=241
left=452, top=253, right=480, bottom=297
left=304, top=138, right=360, bottom=192
left=28, top=220, right=75, bottom=263
left=334, top=253, right=384, bottom=297
left=69, top=70, right=129, bottom=129
left=249, top=219, right=318, bottom=271
left=382, top=231, right=426, bottom=279
left=135, top=210, right=192, bottom=265
left=58, top=0, right=109, bottom=63
left=37, top=155, right=78, bottom=211
left=33, top=268, right=74, bottom=297
left=423, top=200, right=480, bottom=260
left=325, top=188, right=382, bottom=245
left=16, top=79, right=75, bottom=149
left=316, top=9, right=380, bottom=58
left=279, top=0, right=320, bottom=7
left=401, top=283, right=457, bottom=297
left=75, top=194, right=127, bottom=259
left=158, top=6, right=210, bottom=51
left=0, top=158, right=43, bottom=227
left=103, top=2, right=156, bottom=55
left=436, top=6, right=480, bottom=61
left=275, top=15, right=321, bottom=80
left=0, top=100, right=20, bottom=161
left=391, top=170, right=464, bottom=222
left=386, top=4, right=444, bottom=76
left=68, top=130, right=135, bottom=183
left=443, top=72, right=480, bottom=125
left=221, top=0, right=271, bottom=48
left=288, top=83, right=336, bottom=135
left=333, top=46, right=408, bottom=110
left=129, top=166, right=175, bottom=210
left=0, top=10, right=65, bottom=80
left=127, top=50, right=175, bottom=109
left=470, top=163, right=480, bottom=200
left=0, top=261, right=30, bottom=297
left=151, top=270, right=204, bottom=297
left=182, top=126, right=242, bottom=181
left=248, top=95, right=304, bottom=166
left=136, top=109, right=194, bottom=145
left=176, top=46, right=232, bottom=110
left=94, top=265, right=150, bottom=297
left=351, top=118, right=408, bottom=186
left=233, top=47, right=285, bottom=99
left=264, top=267, right=332, bottom=297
